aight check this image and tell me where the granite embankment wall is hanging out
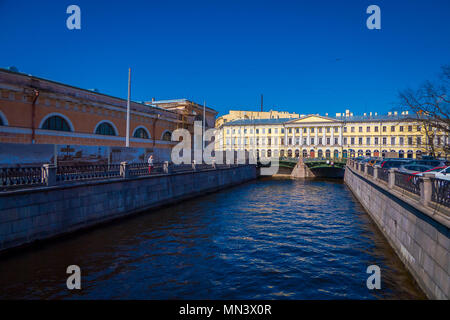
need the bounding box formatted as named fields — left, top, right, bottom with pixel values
left=0, top=165, right=257, bottom=253
left=345, top=165, right=449, bottom=300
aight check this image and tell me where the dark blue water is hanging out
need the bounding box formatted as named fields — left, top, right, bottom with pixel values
left=0, top=178, right=425, bottom=299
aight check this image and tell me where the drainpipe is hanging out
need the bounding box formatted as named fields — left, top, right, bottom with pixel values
left=31, top=89, right=40, bottom=144
left=152, top=114, right=160, bottom=148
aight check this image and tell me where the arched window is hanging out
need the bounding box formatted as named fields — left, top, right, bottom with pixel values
left=42, top=115, right=72, bottom=132
left=407, top=150, right=413, bottom=159
left=302, top=149, right=308, bottom=158
left=382, top=150, right=388, bottom=157
left=295, top=149, right=300, bottom=158
left=358, top=150, right=364, bottom=157
left=334, top=150, right=339, bottom=159
left=325, top=149, right=331, bottom=158
left=343, top=150, right=348, bottom=158
left=95, top=122, right=116, bottom=136
left=0, top=111, right=8, bottom=126
left=267, top=149, right=272, bottom=157
left=398, top=150, right=405, bottom=158
left=133, top=127, right=150, bottom=139
left=350, top=149, right=355, bottom=158
left=366, top=150, right=371, bottom=157
left=162, top=131, right=172, bottom=141
left=318, top=150, right=323, bottom=158
left=416, top=150, right=422, bottom=159
left=288, top=149, right=293, bottom=157
left=373, top=150, right=380, bottom=157
left=310, top=149, right=315, bottom=158
left=280, top=150, right=285, bottom=157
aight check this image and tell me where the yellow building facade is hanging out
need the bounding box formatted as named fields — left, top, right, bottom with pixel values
left=215, top=112, right=449, bottom=159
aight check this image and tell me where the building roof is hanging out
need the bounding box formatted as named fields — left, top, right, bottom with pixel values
left=223, top=118, right=294, bottom=126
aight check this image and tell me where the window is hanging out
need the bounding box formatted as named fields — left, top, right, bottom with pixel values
left=359, top=127, right=363, bottom=133
left=391, top=137, right=395, bottom=145
left=358, top=138, right=363, bottom=145
left=227, top=129, right=230, bottom=134
left=311, top=128, right=315, bottom=133
left=366, top=137, right=370, bottom=145
left=399, top=137, right=404, bottom=145
left=162, top=131, right=172, bottom=141
left=319, top=128, right=322, bottom=133
left=289, top=128, right=292, bottom=134
left=133, top=128, right=149, bottom=139
left=351, top=127, right=355, bottom=133
left=408, top=126, right=412, bottom=132
left=327, top=138, right=330, bottom=145
left=382, top=126, right=386, bottom=132
left=344, top=137, right=348, bottom=145
left=303, top=138, right=307, bottom=145
left=303, top=128, right=307, bottom=133
left=383, top=137, right=387, bottom=145
left=399, top=126, right=404, bottom=132
left=296, top=128, right=299, bottom=133
left=391, top=126, right=395, bottom=132
left=366, top=126, right=370, bottom=132
left=274, top=128, right=277, bottom=133
left=268, top=129, right=271, bottom=134
left=417, top=126, right=421, bottom=132
left=311, top=138, right=315, bottom=144
left=326, top=127, right=330, bottom=133
left=408, top=137, right=413, bottom=145
left=244, top=129, right=248, bottom=134
left=319, top=138, right=322, bottom=145
left=334, top=138, right=338, bottom=145
left=281, top=128, right=285, bottom=133
left=262, top=128, right=265, bottom=134
left=343, top=127, right=347, bottom=133
left=374, top=126, right=378, bottom=132
left=374, top=137, right=379, bottom=144
left=351, top=138, right=355, bottom=144
left=42, top=115, right=72, bottom=132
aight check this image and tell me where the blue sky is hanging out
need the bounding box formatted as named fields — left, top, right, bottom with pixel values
left=0, top=0, right=449, bottom=117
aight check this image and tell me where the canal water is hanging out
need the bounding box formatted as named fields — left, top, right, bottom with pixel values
left=0, top=178, right=425, bottom=299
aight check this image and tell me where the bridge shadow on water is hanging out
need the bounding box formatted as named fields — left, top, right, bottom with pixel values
left=0, top=176, right=426, bottom=300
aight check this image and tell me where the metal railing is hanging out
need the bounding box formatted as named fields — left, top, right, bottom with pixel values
left=394, top=172, right=421, bottom=196
left=128, top=162, right=164, bottom=177
left=56, top=164, right=121, bottom=182
left=367, top=166, right=374, bottom=176
left=0, top=167, right=43, bottom=187
left=378, top=168, right=389, bottom=182
left=431, top=178, right=450, bottom=208
left=0, top=161, right=245, bottom=191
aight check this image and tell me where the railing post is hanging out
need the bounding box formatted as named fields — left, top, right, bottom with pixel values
left=120, top=161, right=129, bottom=179
left=388, top=168, right=396, bottom=189
left=420, top=173, right=433, bottom=207
left=374, top=165, right=379, bottom=180
left=192, top=160, right=197, bottom=171
left=364, top=164, right=368, bottom=176
left=163, top=161, right=170, bottom=174
left=42, top=164, right=56, bottom=186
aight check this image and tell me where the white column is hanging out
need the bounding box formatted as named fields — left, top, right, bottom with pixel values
left=307, top=127, right=311, bottom=146
left=322, top=127, right=326, bottom=145
left=315, top=127, right=318, bottom=146
left=331, top=127, right=334, bottom=146
left=339, top=127, right=343, bottom=145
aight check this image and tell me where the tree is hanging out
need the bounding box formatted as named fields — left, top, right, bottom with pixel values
left=399, top=65, right=450, bottom=158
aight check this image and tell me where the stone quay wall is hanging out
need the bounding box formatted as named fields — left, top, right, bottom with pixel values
left=0, top=165, right=257, bottom=253
left=344, top=163, right=449, bottom=299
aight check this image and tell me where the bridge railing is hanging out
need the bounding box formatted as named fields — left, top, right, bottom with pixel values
left=0, top=161, right=246, bottom=191
left=347, top=159, right=449, bottom=215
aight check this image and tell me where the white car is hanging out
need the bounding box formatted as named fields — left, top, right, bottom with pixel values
left=416, top=166, right=450, bottom=181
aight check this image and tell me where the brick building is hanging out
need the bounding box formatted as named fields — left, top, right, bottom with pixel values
left=0, top=68, right=217, bottom=154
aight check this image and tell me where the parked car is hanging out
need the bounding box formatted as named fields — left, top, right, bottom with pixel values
left=380, top=159, right=411, bottom=169
left=410, top=159, right=447, bottom=168
left=398, top=164, right=434, bottom=174
left=414, top=166, right=450, bottom=181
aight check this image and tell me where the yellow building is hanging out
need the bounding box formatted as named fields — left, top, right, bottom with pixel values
left=216, top=110, right=449, bottom=159
left=215, top=109, right=299, bottom=127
